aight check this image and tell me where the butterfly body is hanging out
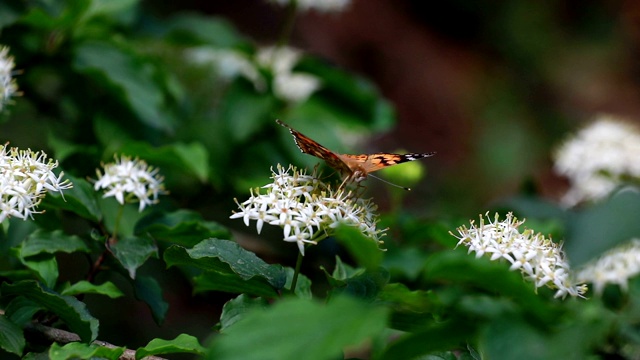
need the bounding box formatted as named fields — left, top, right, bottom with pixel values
left=276, top=119, right=434, bottom=183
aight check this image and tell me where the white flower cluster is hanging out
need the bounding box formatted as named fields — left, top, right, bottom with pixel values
left=451, top=212, right=587, bottom=298
left=577, top=239, right=640, bottom=295
left=554, top=115, right=640, bottom=206
left=94, top=155, right=166, bottom=212
left=0, top=145, right=72, bottom=222
left=267, top=0, right=352, bottom=13
left=0, top=46, right=18, bottom=111
left=186, top=45, right=320, bottom=104
left=230, top=165, right=385, bottom=255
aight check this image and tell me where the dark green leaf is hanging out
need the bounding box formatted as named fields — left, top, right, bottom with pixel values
left=42, top=175, right=101, bottom=222
left=49, top=342, right=125, bottom=360
left=334, top=224, right=384, bottom=270
left=0, top=315, right=24, bottom=356
left=192, top=270, right=280, bottom=298
left=378, top=283, right=439, bottom=314
left=19, top=230, right=89, bottom=257
left=0, top=1, right=23, bottom=28
left=135, top=210, right=230, bottom=247
left=135, top=333, right=205, bottom=359
left=565, top=190, right=640, bottom=266
left=207, top=296, right=389, bottom=360
left=109, top=235, right=158, bottom=279
left=380, top=317, right=475, bottom=360
left=327, top=267, right=389, bottom=302
left=219, top=295, right=269, bottom=331
left=15, top=253, right=58, bottom=288
left=1, top=280, right=98, bottom=342
left=164, top=239, right=286, bottom=289
left=60, top=281, right=124, bottom=298
left=422, top=251, right=553, bottom=322
left=4, top=297, right=44, bottom=327
left=73, top=41, right=174, bottom=131
left=382, top=247, right=427, bottom=280
left=133, top=275, right=168, bottom=326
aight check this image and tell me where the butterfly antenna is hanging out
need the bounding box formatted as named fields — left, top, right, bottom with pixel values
left=367, top=174, right=411, bottom=191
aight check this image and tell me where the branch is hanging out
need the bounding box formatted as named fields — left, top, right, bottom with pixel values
left=24, top=323, right=168, bottom=360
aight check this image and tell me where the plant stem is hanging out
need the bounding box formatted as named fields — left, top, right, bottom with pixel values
left=277, top=0, right=298, bottom=48
left=290, top=250, right=304, bottom=293
left=112, top=205, right=125, bottom=241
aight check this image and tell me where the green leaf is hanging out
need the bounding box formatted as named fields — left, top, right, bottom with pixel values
left=192, top=270, right=280, bottom=298
left=378, top=283, right=439, bottom=313
left=49, top=342, right=125, bottom=360
left=219, top=295, right=269, bottom=331
left=284, top=267, right=312, bottom=299
left=164, top=239, right=286, bottom=290
left=219, top=81, right=276, bottom=143
left=165, top=13, right=246, bottom=48
left=565, top=190, right=640, bottom=266
left=382, top=247, right=428, bottom=280
left=82, top=0, right=138, bottom=21
left=11, top=230, right=89, bottom=288
left=4, top=297, right=44, bottom=327
left=135, top=333, right=205, bottom=359
left=293, top=57, right=395, bottom=131
left=0, top=1, right=23, bottom=28
left=422, top=251, right=553, bottom=322
left=109, top=235, right=158, bottom=279
left=207, top=296, right=389, bottom=360
left=380, top=317, right=476, bottom=360
left=73, top=40, right=175, bottom=131
left=133, top=275, right=168, bottom=326
left=334, top=224, right=384, bottom=270
left=119, top=142, right=210, bottom=183
left=60, top=281, right=124, bottom=298
left=1, top=280, right=99, bottom=342
left=42, top=175, right=101, bottom=222
left=15, top=253, right=58, bottom=288
left=19, top=230, right=89, bottom=257
left=0, top=315, right=25, bottom=356
left=135, top=209, right=230, bottom=247
left=327, top=267, right=389, bottom=302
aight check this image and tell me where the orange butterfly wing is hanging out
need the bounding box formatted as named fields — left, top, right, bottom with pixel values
left=276, top=119, right=435, bottom=180
left=338, top=153, right=435, bottom=174
left=276, top=119, right=351, bottom=175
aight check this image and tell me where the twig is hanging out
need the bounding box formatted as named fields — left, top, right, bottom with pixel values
left=24, top=323, right=167, bottom=360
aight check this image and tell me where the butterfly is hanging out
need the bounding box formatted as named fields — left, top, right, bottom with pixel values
left=276, top=119, right=435, bottom=189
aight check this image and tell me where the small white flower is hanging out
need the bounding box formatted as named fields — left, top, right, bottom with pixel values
left=576, top=239, right=640, bottom=295
left=186, top=47, right=265, bottom=91
left=0, top=144, right=72, bottom=222
left=231, top=164, right=385, bottom=255
left=554, top=115, right=640, bottom=206
left=94, top=155, right=166, bottom=212
left=0, top=46, right=19, bottom=112
left=450, top=212, right=587, bottom=298
left=256, top=46, right=321, bottom=103
left=267, top=0, right=352, bottom=13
